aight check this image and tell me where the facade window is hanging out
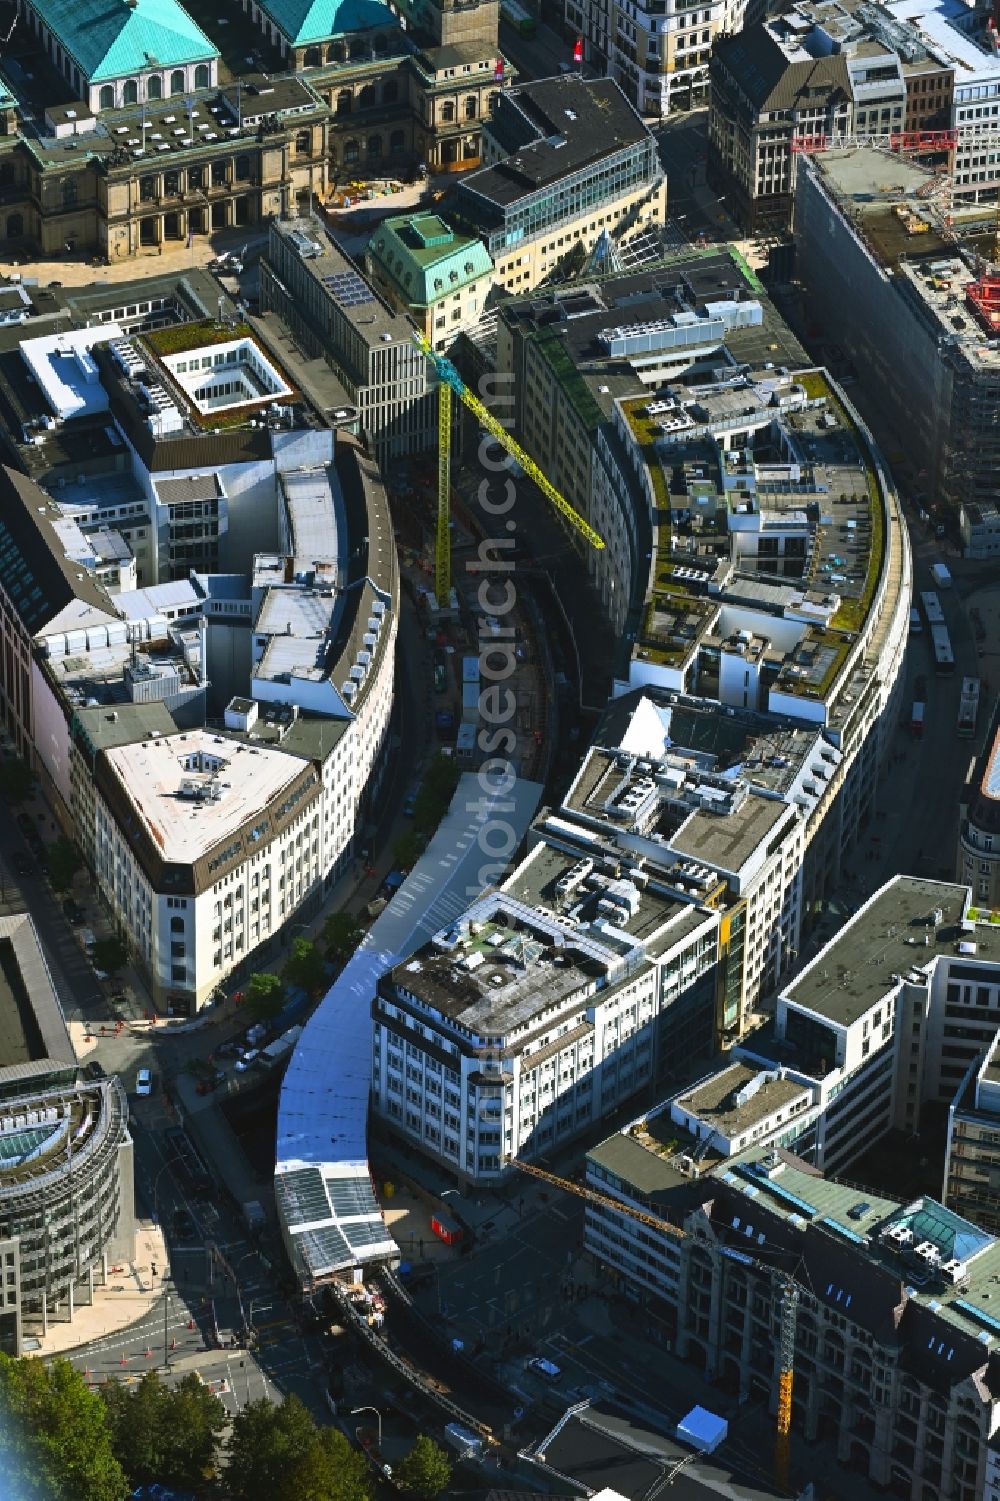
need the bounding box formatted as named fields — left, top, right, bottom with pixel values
left=147, top=74, right=162, bottom=100
left=367, top=134, right=382, bottom=157
left=390, top=129, right=404, bottom=154
left=295, top=129, right=310, bottom=155
left=383, top=79, right=398, bottom=104
left=195, top=64, right=210, bottom=89
left=465, top=94, right=477, bottom=118
left=441, top=100, right=455, bottom=122
left=344, top=138, right=359, bottom=164
left=337, top=89, right=352, bottom=116
left=234, top=154, right=250, bottom=181
left=170, top=69, right=185, bottom=95
left=304, top=46, right=321, bottom=65
left=124, top=79, right=138, bottom=104
left=99, top=85, right=114, bottom=109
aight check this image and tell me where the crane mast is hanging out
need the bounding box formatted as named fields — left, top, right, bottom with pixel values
left=412, top=333, right=605, bottom=601
left=507, top=1155, right=801, bottom=1492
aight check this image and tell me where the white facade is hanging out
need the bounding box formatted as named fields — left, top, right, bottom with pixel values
left=371, top=886, right=719, bottom=1184
left=566, top=0, right=749, bottom=117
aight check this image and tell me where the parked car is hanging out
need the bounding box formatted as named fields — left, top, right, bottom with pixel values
left=62, top=897, right=85, bottom=925
left=196, top=1069, right=226, bottom=1095
left=172, top=1208, right=196, bottom=1241
left=135, top=1068, right=153, bottom=1097
left=235, top=1050, right=260, bottom=1072
left=12, top=852, right=31, bottom=878
left=527, top=1356, right=562, bottom=1382
left=403, top=791, right=417, bottom=817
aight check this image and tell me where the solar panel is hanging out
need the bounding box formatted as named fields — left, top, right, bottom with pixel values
left=275, top=1166, right=329, bottom=1227
left=321, top=271, right=375, bottom=308
left=343, top=1220, right=391, bottom=1250
left=297, top=1224, right=352, bottom=1276
left=328, top=1177, right=378, bottom=1218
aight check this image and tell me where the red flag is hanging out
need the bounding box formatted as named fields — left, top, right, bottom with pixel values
left=494, top=56, right=504, bottom=81
left=573, top=36, right=583, bottom=62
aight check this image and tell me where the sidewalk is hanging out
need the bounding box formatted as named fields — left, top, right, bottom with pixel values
left=32, top=1221, right=168, bottom=1358
left=0, top=224, right=268, bottom=288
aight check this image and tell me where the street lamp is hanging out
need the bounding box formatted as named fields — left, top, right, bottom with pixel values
left=351, top=1406, right=382, bottom=1447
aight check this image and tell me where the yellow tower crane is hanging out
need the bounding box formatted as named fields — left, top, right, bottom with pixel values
left=508, top=1156, right=801, bottom=1494
left=413, top=333, right=605, bottom=602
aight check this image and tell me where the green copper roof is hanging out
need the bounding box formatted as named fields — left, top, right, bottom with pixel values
left=34, top=0, right=218, bottom=81
left=367, top=214, right=493, bottom=309
left=256, top=0, right=396, bottom=45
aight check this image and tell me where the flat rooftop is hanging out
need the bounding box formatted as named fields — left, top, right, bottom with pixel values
left=103, top=729, right=305, bottom=867
left=676, top=1062, right=810, bottom=1140
left=589, top=1109, right=708, bottom=1207
left=672, top=795, right=789, bottom=879
left=888, top=0, right=1000, bottom=85
left=783, top=875, right=998, bottom=1028
left=392, top=890, right=619, bottom=1036
left=271, top=217, right=415, bottom=348
left=503, top=841, right=689, bottom=947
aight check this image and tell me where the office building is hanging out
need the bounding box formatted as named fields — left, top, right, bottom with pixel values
left=585, top=1113, right=1000, bottom=1498
left=960, top=501, right=1000, bottom=559
left=370, top=876, right=719, bottom=1185
left=0, top=911, right=134, bottom=1354
left=0, top=271, right=398, bottom=1013
left=365, top=212, right=493, bottom=350
left=495, top=247, right=808, bottom=635
left=959, top=703, right=1000, bottom=911
left=261, top=216, right=437, bottom=461
left=566, top=0, right=749, bottom=117
left=707, top=0, right=954, bottom=229
left=794, top=145, right=1000, bottom=523
left=451, top=76, right=667, bottom=295
left=946, top=1032, right=1000, bottom=1235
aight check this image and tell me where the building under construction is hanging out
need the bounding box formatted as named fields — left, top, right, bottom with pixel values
left=793, top=144, right=1000, bottom=518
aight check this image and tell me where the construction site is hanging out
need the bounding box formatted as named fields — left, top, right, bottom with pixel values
left=792, top=141, right=1000, bottom=520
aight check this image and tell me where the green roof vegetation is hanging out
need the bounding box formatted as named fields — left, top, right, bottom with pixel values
left=807, top=374, right=887, bottom=636
left=144, top=320, right=253, bottom=357
left=727, top=244, right=765, bottom=296
left=535, top=328, right=606, bottom=431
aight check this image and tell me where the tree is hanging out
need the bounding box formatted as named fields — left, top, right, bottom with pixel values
left=283, top=936, right=325, bottom=994
left=245, top=971, right=285, bottom=1022
left=101, top=1370, right=224, bottom=1492
left=92, top=937, right=127, bottom=975
left=0, top=758, right=32, bottom=803
left=392, top=830, right=424, bottom=870
left=322, top=909, right=363, bottom=962
left=225, top=1395, right=371, bottom=1501
left=47, top=837, right=81, bottom=894
left=0, top=1354, right=127, bottom=1501
left=393, top=1435, right=452, bottom=1500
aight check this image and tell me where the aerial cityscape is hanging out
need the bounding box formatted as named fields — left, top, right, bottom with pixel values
left=0, top=0, right=998, bottom=1494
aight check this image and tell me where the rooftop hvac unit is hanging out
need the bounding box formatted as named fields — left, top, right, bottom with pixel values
left=940, top=1258, right=968, bottom=1285
left=913, top=1240, right=940, bottom=1267
left=884, top=1223, right=914, bottom=1249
